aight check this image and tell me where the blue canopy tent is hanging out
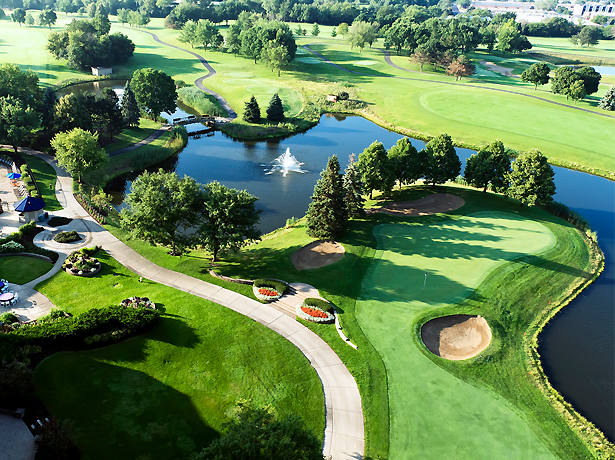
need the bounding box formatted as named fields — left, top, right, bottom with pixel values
left=13, top=196, right=46, bottom=223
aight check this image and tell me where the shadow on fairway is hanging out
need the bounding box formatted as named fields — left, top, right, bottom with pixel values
left=34, top=358, right=219, bottom=460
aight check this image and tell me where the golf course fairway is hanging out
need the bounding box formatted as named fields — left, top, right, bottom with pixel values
left=356, top=211, right=557, bottom=458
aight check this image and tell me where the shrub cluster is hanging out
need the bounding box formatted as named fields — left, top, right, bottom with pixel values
left=0, top=221, right=56, bottom=262
left=4, top=305, right=159, bottom=348
left=303, top=297, right=333, bottom=313
left=0, top=221, right=36, bottom=246
left=48, top=216, right=72, bottom=227
left=0, top=240, right=25, bottom=253
left=0, top=312, right=19, bottom=325
left=253, top=278, right=288, bottom=295
left=546, top=201, right=590, bottom=232
left=74, top=194, right=106, bottom=224
left=53, top=231, right=80, bottom=243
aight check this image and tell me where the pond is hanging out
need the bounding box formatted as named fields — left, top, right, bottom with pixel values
left=63, top=80, right=614, bottom=441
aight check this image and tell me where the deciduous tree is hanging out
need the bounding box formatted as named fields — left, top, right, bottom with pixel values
left=12, top=8, right=26, bottom=26
left=422, top=133, right=461, bottom=186
left=0, top=97, right=39, bottom=152
left=38, top=8, right=57, bottom=29
left=306, top=155, right=348, bottom=239
left=120, top=170, right=200, bottom=256
left=521, top=62, right=551, bottom=89
left=506, top=149, right=555, bottom=206
left=357, top=141, right=393, bottom=199
left=446, top=55, right=475, bottom=80
left=464, top=139, right=511, bottom=192
left=130, top=68, right=177, bottom=120
left=387, top=137, right=422, bottom=189
left=261, top=41, right=290, bottom=77
left=569, top=79, right=586, bottom=104
left=338, top=22, right=349, bottom=37
left=195, top=181, right=261, bottom=261
left=192, top=401, right=322, bottom=460
left=51, top=128, right=108, bottom=182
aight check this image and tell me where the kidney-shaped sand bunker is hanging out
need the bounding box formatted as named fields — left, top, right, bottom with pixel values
left=421, top=315, right=492, bottom=360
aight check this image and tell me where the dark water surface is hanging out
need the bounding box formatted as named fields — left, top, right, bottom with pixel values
left=57, top=77, right=613, bottom=442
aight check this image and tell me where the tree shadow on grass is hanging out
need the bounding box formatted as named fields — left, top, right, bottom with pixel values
left=34, top=359, right=219, bottom=460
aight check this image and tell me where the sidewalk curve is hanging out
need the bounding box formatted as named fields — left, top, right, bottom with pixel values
left=6, top=145, right=365, bottom=460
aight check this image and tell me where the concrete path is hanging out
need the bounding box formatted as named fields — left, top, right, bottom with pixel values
left=3, top=145, right=365, bottom=460
left=0, top=414, right=37, bottom=460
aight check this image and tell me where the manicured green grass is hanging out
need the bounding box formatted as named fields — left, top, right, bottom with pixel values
left=21, top=153, right=62, bottom=211
left=104, top=118, right=161, bottom=153
left=2, top=17, right=614, bottom=176
left=34, top=250, right=324, bottom=460
left=528, top=37, right=615, bottom=62
left=0, top=255, right=53, bottom=284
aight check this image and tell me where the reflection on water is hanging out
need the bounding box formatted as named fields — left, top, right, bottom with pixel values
left=65, top=80, right=614, bottom=441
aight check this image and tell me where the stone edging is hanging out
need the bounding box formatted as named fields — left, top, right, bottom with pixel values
left=0, top=252, right=53, bottom=263
left=208, top=269, right=253, bottom=285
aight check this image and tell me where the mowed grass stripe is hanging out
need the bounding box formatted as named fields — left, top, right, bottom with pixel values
left=357, top=212, right=557, bottom=459
left=34, top=251, right=324, bottom=460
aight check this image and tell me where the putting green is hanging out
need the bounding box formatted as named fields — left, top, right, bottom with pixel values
left=356, top=211, right=557, bottom=459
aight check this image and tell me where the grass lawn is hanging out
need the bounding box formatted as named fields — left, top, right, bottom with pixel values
left=20, top=153, right=62, bottom=211
left=2, top=18, right=613, bottom=176
left=0, top=255, right=53, bottom=284
left=104, top=118, right=161, bottom=153
left=33, top=250, right=324, bottom=460
left=528, top=37, right=615, bottom=64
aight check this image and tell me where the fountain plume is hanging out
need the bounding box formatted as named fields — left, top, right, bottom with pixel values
left=264, top=148, right=306, bottom=176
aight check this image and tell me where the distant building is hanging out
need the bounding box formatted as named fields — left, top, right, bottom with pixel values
left=573, top=2, right=615, bottom=19
left=91, top=67, right=113, bottom=76
left=469, top=1, right=535, bottom=13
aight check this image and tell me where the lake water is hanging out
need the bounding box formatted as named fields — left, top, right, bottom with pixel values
left=64, top=81, right=614, bottom=441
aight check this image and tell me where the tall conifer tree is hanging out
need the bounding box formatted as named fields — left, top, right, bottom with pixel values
left=343, top=154, right=365, bottom=217
left=121, top=81, right=140, bottom=128
left=266, top=93, right=284, bottom=121
left=306, top=155, right=348, bottom=239
left=243, top=95, right=260, bottom=123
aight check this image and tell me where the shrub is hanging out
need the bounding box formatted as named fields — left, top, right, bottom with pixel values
left=48, top=216, right=72, bottom=227
left=253, top=278, right=288, bottom=295
left=546, top=201, right=590, bottom=232
left=0, top=312, right=19, bottom=324
left=53, top=231, right=80, bottom=243
left=177, top=86, right=226, bottom=117
left=0, top=241, right=25, bottom=253
left=7, top=305, right=159, bottom=347
left=80, top=245, right=101, bottom=257
left=303, top=297, right=333, bottom=313
left=337, top=91, right=349, bottom=100
left=37, top=309, right=71, bottom=324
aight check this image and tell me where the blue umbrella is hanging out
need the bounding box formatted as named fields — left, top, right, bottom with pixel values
left=6, top=172, right=21, bottom=179
left=13, top=196, right=45, bottom=212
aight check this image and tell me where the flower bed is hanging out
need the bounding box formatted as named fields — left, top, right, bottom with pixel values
left=120, top=296, right=156, bottom=310
left=296, top=300, right=335, bottom=324
left=253, top=285, right=283, bottom=302
left=62, top=250, right=101, bottom=277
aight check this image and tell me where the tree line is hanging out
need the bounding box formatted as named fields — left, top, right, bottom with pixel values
left=305, top=135, right=556, bottom=240
left=521, top=62, right=602, bottom=104
left=46, top=16, right=135, bottom=70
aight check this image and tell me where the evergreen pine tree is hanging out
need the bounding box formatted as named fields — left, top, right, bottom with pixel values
left=599, top=86, right=615, bottom=111
left=266, top=93, right=284, bottom=122
left=343, top=154, right=365, bottom=217
left=306, top=155, right=348, bottom=239
left=121, top=82, right=140, bottom=128
left=243, top=95, right=260, bottom=123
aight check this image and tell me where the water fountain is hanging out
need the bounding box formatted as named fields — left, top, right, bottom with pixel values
left=264, top=148, right=306, bottom=176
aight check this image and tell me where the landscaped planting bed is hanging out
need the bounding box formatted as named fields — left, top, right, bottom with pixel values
left=120, top=296, right=156, bottom=310
left=252, top=278, right=288, bottom=302
left=54, top=231, right=81, bottom=243
left=297, top=298, right=335, bottom=324
left=62, top=248, right=101, bottom=277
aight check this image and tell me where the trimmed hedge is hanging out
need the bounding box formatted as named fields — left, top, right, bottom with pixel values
left=303, top=297, right=333, bottom=313
left=0, top=312, right=19, bottom=324
left=53, top=231, right=80, bottom=243
left=253, top=278, right=288, bottom=295
left=7, top=305, right=159, bottom=348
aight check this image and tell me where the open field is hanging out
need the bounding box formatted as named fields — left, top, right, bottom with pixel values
left=34, top=250, right=324, bottom=460
left=528, top=37, right=615, bottom=63
left=0, top=17, right=613, bottom=176
left=0, top=255, right=53, bottom=284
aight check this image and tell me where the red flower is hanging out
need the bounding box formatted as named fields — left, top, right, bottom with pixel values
left=258, top=288, right=279, bottom=297
left=301, top=307, right=328, bottom=318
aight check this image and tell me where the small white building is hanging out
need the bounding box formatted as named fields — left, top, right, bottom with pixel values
left=91, top=67, right=113, bottom=76
left=573, top=2, right=615, bottom=19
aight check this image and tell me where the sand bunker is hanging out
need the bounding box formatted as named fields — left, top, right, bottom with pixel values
left=291, top=240, right=345, bottom=271
left=367, top=193, right=465, bottom=216
left=421, top=315, right=492, bottom=360
left=480, top=61, right=517, bottom=77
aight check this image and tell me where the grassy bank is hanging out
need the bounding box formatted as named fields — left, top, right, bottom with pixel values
left=104, top=118, right=161, bottom=154
left=34, top=250, right=325, bottom=460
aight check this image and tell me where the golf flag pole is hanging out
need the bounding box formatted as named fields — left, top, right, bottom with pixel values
left=424, top=273, right=427, bottom=287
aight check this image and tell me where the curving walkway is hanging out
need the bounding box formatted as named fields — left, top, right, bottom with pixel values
left=302, top=44, right=615, bottom=119
left=3, top=145, right=364, bottom=460
left=119, top=27, right=237, bottom=119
